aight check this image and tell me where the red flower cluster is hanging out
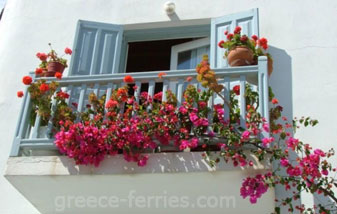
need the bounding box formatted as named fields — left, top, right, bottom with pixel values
left=35, top=68, right=44, bottom=75
left=124, top=75, right=134, bottom=83
left=22, top=76, right=32, bottom=85
left=158, top=72, right=167, bottom=79
left=39, top=83, right=49, bottom=93
left=240, top=35, right=248, bottom=42
left=234, top=26, right=241, bottom=34
left=105, top=99, right=118, bottom=109
left=55, top=72, right=62, bottom=79
left=258, top=37, right=268, bottom=50
left=36, top=52, right=48, bottom=61
left=56, top=90, right=70, bottom=99
left=233, top=85, right=240, bottom=95
left=64, top=47, right=72, bottom=55
left=218, top=40, right=225, bottom=48
left=17, top=91, right=24, bottom=98
left=226, top=33, right=234, bottom=40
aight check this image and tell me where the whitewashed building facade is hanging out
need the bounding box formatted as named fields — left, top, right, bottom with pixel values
left=0, top=0, right=336, bottom=213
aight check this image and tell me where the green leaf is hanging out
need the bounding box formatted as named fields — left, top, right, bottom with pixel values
left=275, top=207, right=280, bottom=214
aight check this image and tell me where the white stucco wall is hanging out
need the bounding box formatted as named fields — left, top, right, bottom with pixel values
left=0, top=0, right=337, bottom=213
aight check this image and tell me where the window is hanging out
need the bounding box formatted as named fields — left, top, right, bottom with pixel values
left=68, top=8, right=259, bottom=76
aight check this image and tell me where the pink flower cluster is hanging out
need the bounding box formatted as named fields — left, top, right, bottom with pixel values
left=240, top=173, right=271, bottom=204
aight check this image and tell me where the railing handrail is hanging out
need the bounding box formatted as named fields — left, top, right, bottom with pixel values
left=29, top=65, right=259, bottom=85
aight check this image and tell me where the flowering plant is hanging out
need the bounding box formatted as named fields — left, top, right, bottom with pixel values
left=24, top=78, right=59, bottom=126
left=218, top=26, right=271, bottom=62
left=35, top=43, right=72, bottom=77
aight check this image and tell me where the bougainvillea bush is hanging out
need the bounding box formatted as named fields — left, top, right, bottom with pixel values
left=18, top=54, right=336, bottom=213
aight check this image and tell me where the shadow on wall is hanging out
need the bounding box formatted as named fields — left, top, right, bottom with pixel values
left=268, top=46, right=293, bottom=121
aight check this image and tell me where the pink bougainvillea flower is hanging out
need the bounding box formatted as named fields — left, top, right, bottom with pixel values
left=105, top=99, right=118, bottom=109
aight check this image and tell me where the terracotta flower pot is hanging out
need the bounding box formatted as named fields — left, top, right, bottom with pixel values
left=45, top=62, right=65, bottom=77
left=227, top=46, right=254, bottom=66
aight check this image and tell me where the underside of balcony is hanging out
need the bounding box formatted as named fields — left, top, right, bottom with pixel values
left=5, top=152, right=274, bottom=214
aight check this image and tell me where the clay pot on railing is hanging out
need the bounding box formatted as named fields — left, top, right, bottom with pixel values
left=44, top=62, right=65, bottom=77
left=227, top=46, right=255, bottom=67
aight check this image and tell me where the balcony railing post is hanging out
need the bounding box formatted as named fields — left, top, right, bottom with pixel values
left=258, top=56, right=270, bottom=137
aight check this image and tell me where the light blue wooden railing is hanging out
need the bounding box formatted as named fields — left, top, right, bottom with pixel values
left=10, top=56, right=269, bottom=156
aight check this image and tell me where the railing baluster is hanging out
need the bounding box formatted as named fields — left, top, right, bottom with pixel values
left=223, top=77, right=230, bottom=122
left=134, top=81, right=141, bottom=104
left=46, top=97, right=57, bottom=138
left=65, top=85, right=73, bottom=105
left=207, top=92, right=214, bottom=132
left=93, top=83, right=100, bottom=97
left=31, top=114, right=41, bottom=139
left=239, top=75, right=246, bottom=128
left=162, top=79, right=169, bottom=102
left=258, top=56, right=269, bottom=138
left=176, top=79, right=184, bottom=107
left=147, top=80, right=155, bottom=111
left=77, top=84, right=87, bottom=113
left=104, top=83, right=113, bottom=115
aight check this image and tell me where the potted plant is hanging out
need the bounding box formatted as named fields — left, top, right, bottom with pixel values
left=218, top=27, right=273, bottom=75
left=36, top=43, right=72, bottom=77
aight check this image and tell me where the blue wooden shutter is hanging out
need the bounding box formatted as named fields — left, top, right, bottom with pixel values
left=210, top=9, right=259, bottom=68
left=69, top=20, right=123, bottom=75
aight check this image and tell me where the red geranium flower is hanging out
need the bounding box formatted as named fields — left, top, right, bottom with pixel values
left=64, top=47, right=72, bottom=55
left=158, top=72, right=167, bottom=79
left=36, top=52, right=47, bottom=61
left=39, top=83, right=49, bottom=92
left=258, top=38, right=268, bottom=50
left=227, top=33, right=234, bottom=40
left=224, top=30, right=228, bottom=35
left=123, top=75, right=134, bottom=83
left=17, top=91, right=24, bottom=98
left=56, top=91, right=70, bottom=99
left=186, top=76, right=193, bottom=82
left=218, top=40, right=225, bottom=48
left=22, top=76, right=32, bottom=85
left=35, top=68, right=44, bottom=75
left=233, top=85, right=240, bottom=95
left=240, top=35, right=248, bottom=42
left=234, top=26, right=241, bottom=34
left=55, top=72, right=62, bottom=79
left=272, top=98, right=279, bottom=104
left=251, top=35, right=258, bottom=41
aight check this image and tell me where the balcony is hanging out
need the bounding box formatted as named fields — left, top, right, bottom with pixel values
left=5, top=57, right=274, bottom=214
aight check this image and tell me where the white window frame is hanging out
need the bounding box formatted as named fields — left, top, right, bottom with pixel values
left=170, top=37, right=210, bottom=70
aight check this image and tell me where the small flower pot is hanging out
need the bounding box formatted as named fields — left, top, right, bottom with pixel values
left=227, top=46, right=254, bottom=67
left=45, top=62, right=65, bottom=77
